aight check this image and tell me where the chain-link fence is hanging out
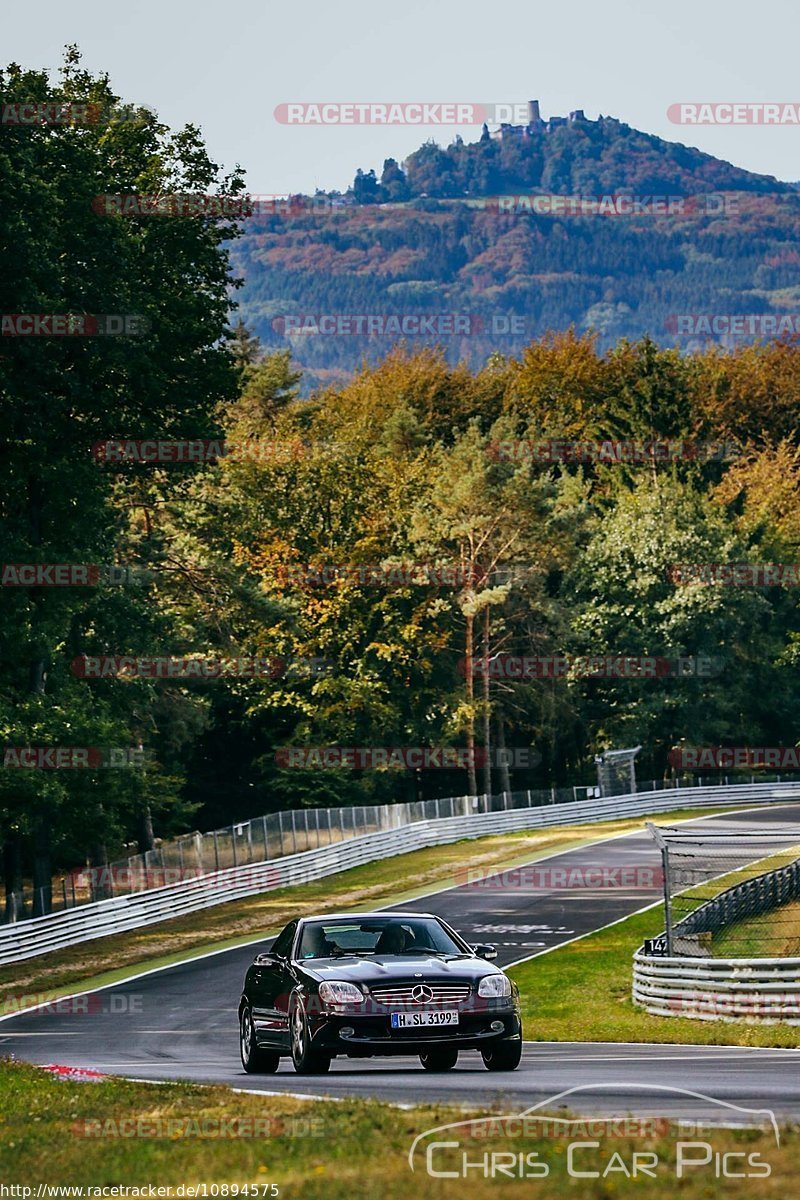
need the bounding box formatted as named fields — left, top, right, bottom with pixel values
left=5, top=772, right=796, bottom=924
left=5, top=786, right=573, bottom=922
left=647, top=821, right=800, bottom=957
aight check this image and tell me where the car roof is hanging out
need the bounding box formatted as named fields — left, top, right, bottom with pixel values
left=297, top=911, right=438, bottom=922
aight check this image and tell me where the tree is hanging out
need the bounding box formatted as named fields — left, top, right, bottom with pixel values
left=0, top=48, right=245, bottom=910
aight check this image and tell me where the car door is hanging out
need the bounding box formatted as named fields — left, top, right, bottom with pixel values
left=251, top=921, right=296, bottom=1049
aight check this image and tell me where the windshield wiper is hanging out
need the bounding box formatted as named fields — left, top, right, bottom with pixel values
left=398, top=947, right=449, bottom=955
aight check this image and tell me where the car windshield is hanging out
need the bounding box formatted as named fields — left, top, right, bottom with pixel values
left=297, top=917, right=466, bottom=959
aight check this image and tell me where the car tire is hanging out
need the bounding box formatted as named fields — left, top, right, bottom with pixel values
left=290, top=995, right=331, bottom=1075
left=419, top=1047, right=458, bottom=1071
left=240, top=1006, right=280, bottom=1074
left=481, top=1039, right=522, bottom=1072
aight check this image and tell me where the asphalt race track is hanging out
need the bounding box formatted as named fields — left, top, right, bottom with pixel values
left=3, top=803, right=800, bottom=1120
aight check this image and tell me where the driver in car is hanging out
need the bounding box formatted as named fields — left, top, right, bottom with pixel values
left=375, top=924, right=408, bottom=954
left=301, top=925, right=336, bottom=958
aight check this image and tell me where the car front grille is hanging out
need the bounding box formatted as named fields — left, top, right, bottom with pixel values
left=367, top=982, right=472, bottom=1005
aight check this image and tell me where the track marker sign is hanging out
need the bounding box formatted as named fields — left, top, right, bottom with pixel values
left=643, top=936, right=669, bottom=956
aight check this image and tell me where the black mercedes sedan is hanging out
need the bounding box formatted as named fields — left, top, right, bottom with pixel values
left=238, top=911, right=522, bottom=1075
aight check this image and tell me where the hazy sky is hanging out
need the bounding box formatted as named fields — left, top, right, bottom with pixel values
left=5, top=0, right=800, bottom=193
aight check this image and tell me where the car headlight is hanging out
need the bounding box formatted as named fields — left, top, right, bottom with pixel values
left=318, top=981, right=365, bottom=1005
left=477, top=973, right=511, bottom=998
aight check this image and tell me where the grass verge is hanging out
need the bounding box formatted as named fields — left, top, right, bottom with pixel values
left=0, top=806, right=731, bottom=1013
left=0, top=1059, right=795, bottom=1197
left=713, top=898, right=800, bottom=958
left=509, top=902, right=800, bottom=1047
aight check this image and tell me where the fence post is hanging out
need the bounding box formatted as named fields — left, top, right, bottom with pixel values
left=646, top=822, right=673, bottom=956
left=290, top=810, right=298, bottom=854
left=278, top=812, right=286, bottom=857
left=232, top=827, right=238, bottom=868
left=213, top=830, right=220, bottom=872
left=262, top=814, right=269, bottom=860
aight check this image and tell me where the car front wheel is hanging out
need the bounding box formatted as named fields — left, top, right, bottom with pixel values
left=290, top=996, right=331, bottom=1074
left=240, top=1006, right=280, bottom=1074
left=419, top=1047, right=458, bottom=1071
left=481, top=1039, right=522, bottom=1071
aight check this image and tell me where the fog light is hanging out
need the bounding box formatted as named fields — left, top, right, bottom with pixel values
left=490, top=1020, right=505, bottom=1032
left=340, top=1026, right=355, bottom=1038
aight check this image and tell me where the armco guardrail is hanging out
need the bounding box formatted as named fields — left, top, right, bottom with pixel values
left=20, top=773, right=792, bottom=921
left=8, top=783, right=614, bottom=920
left=633, top=952, right=800, bottom=1023
left=2, top=779, right=799, bottom=966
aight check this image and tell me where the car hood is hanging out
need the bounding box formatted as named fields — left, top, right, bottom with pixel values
left=298, top=954, right=501, bottom=984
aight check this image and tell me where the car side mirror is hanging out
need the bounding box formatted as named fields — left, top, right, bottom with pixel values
left=472, top=943, right=498, bottom=961
left=254, top=952, right=280, bottom=967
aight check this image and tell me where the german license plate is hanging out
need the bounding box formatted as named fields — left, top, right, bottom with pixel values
left=391, top=1010, right=459, bottom=1028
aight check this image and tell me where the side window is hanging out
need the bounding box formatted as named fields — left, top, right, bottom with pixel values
left=270, top=921, right=297, bottom=960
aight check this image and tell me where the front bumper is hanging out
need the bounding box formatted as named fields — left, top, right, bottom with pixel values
left=307, top=997, right=522, bottom=1056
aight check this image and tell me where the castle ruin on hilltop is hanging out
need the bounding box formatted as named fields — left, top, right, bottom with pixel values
left=489, top=100, right=589, bottom=140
